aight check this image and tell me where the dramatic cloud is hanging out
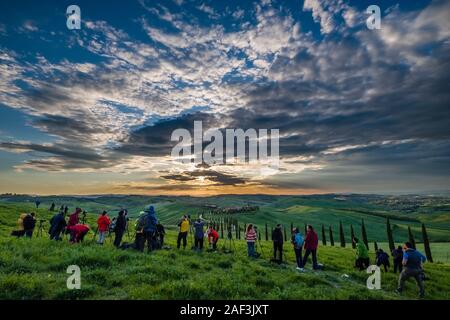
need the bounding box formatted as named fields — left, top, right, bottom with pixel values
left=0, top=0, right=449, bottom=194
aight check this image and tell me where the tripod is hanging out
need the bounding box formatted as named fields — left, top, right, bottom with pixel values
left=224, top=230, right=236, bottom=253
left=282, top=244, right=288, bottom=264
left=189, top=225, right=194, bottom=249
left=36, top=220, right=46, bottom=238
left=255, top=237, right=265, bottom=258
left=81, top=211, right=87, bottom=225
left=92, top=226, right=99, bottom=243
left=126, top=224, right=131, bottom=241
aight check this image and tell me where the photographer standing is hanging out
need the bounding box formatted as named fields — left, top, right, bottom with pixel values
left=96, top=211, right=111, bottom=245
left=291, top=227, right=304, bottom=271
left=193, top=217, right=205, bottom=251
left=177, top=215, right=190, bottom=249
left=303, top=225, right=319, bottom=270
left=272, top=224, right=284, bottom=263
left=113, top=210, right=127, bottom=248
left=245, top=224, right=257, bottom=258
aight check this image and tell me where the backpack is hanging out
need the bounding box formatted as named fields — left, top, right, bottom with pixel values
left=109, top=219, right=117, bottom=232
left=294, top=233, right=304, bottom=248
left=23, top=214, right=35, bottom=230
left=144, top=213, right=157, bottom=233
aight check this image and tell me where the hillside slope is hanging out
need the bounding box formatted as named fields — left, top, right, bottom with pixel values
left=0, top=202, right=449, bottom=300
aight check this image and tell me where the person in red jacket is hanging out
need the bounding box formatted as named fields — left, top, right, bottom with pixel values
left=68, top=208, right=82, bottom=227
left=67, top=208, right=82, bottom=242
left=302, top=225, right=319, bottom=270
left=96, top=211, right=111, bottom=245
left=68, top=224, right=90, bottom=243
left=207, top=226, right=219, bottom=250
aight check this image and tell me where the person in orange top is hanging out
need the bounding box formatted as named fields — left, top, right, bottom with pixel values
left=96, top=211, right=111, bottom=245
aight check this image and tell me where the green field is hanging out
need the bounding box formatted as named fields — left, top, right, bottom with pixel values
left=0, top=194, right=449, bottom=300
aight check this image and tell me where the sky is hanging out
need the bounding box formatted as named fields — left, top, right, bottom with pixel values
left=0, top=0, right=449, bottom=196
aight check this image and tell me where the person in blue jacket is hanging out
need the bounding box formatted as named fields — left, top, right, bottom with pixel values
left=193, top=217, right=206, bottom=251
left=142, top=205, right=158, bottom=252
left=396, top=242, right=426, bottom=298
left=49, top=210, right=67, bottom=240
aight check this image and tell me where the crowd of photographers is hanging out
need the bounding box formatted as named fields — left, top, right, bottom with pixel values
left=12, top=201, right=427, bottom=298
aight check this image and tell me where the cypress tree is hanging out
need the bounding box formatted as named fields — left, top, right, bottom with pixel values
left=408, top=226, right=416, bottom=249
left=422, top=223, right=433, bottom=263
left=350, top=224, right=356, bottom=249
left=265, top=223, right=268, bottom=241
left=329, top=226, right=335, bottom=246
left=220, top=222, right=224, bottom=238
left=374, top=241, right=378, bottom=252
left=361, top=219, right=369, bottom=250
left=284, top=226, right=287, bottom=241
left=339, top=221, right=346, bottom=247
left=386, top=218, right=395, bottom=252
left=321, top=224, right=327, bottom=246
left=236, top=222, right=239, bottom=239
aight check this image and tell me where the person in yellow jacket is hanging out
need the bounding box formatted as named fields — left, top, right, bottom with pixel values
left=14, top=213, right=28, bottom=237
left=177, top=215, right=190, bottom=249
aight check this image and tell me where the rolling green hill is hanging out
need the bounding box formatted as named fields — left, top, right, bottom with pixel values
left=0, top=194, right=449, bottom=300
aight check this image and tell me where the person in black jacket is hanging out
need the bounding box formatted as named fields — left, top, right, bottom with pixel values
left=49, top=210, right=66, bottom=240
left=272, top=224, right=284, bottom=263
left=376, top=249, right=391, bottom=272
left=113, top=210, right=127, bottom=247
left=392, top=246, right=403, bottom=274
left=156, top=223, right=166, bottom=248
left=23, top=213, right=36, bottom=238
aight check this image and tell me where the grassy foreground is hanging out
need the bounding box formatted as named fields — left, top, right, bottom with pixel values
left=1, top=231, right=450, bottom=300
left=0, top=201, right=449, bottom=300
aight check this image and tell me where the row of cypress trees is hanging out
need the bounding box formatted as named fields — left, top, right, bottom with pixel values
left=320, top=218, right=433, bottom=262
left=209, top=215, right=433, bottom=262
